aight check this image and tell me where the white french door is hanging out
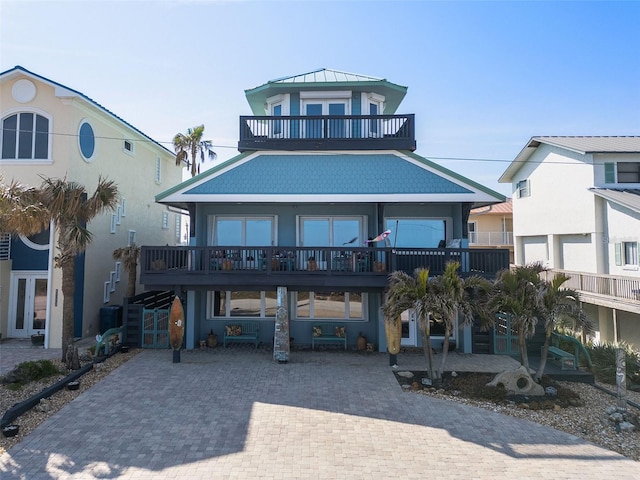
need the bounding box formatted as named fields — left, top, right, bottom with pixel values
left=9, top=272, right=48, bottom=338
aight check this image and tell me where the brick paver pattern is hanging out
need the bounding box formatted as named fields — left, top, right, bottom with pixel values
left=1, top=347, right=638, bottom=479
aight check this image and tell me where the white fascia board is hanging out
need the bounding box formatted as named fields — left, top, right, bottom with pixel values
left=159, top=192, right=498, bottom=204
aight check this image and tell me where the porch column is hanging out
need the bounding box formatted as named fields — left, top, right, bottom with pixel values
left=186, top=290, right=195, bottom=349
left=273, top=286, right=290, bottom=363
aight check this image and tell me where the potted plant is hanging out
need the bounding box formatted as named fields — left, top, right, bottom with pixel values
left=31, top=331, right=45, bottom=346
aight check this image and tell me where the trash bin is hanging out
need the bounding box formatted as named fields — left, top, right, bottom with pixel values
left=100, top=306, right=122, bottom=333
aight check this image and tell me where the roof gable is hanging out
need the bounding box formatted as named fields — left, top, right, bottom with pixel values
left=157, top=151, right=505, bottom=206
left=0, top=65, right=174, bottom=157
left=500, top=136, right=640, bottom=183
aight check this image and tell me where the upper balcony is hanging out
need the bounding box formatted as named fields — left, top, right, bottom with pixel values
left=238, top=114, right=416, bottom=152
left=139, top=245, right=509, bottom=292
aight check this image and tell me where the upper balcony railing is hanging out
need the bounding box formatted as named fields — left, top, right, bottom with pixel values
left=238, top=114, right=416, bottom=152
left=469, top=231, right=513, bottom=246
left=140, top=245, right=509, bottom=291
left=540, top=268, right=640, bottom=312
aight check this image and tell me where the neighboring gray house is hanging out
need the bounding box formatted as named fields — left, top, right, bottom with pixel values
left=140, top=69, right=508, bottom=353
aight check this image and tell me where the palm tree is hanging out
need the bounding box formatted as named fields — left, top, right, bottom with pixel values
left=534, top=272, right=589, bottom=381
left=113, top=243, right=140, bottom=297
left=0, top=177, right=49, bottom=236
left=488, top=263, right=546, bottom=371
left=173, top=125, right=216, bottom=177
left=429, top=262, right=493, bottom=376
left=384, top=268, right=436, bottom=381
left=39, top=176, right=119, bottom=360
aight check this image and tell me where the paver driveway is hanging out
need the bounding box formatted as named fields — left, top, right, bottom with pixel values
left=1, top=348, right=637, bottom=479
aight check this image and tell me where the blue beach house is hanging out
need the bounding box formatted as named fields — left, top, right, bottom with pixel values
left=141, top=69, right=508, bottom=353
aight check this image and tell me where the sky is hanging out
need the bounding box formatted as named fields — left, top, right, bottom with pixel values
left=1, top=0, right=639, bottom=196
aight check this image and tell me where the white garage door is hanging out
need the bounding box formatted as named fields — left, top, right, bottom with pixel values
left=522, top=236, right=548, bottom=265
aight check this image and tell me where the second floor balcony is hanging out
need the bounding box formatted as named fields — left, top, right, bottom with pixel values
left=140, top=245, right=509, bottom=292
left=469, top=231, right=514, bottom=246
left=238, top=114, right=416, bottom=152
left=541, top=268, right=640, bottom=314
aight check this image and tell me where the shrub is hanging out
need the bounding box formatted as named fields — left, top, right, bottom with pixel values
left=586, top=342, right=640, bottom=386
left=1, top=360, right=62, bottom=386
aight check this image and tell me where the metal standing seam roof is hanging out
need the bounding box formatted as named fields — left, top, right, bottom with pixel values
left=244, top=68, right=409, bottom=116
left=470, top=198, right=512, bottom=215
left=268, top=68, right=387, bottom=84
left=589, top=188, right=640, bottom=214
left=499, top=136, right=640, bottom=183
left=530, top=136, right=640, bottom=154
left=0, top=65, right=175, bottom=157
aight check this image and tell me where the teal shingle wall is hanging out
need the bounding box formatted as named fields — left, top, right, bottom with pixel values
left=186, top=154, right=472, bottom=195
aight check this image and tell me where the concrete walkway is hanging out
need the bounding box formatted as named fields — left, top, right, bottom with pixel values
left=1, top=347, right=638, bottom=479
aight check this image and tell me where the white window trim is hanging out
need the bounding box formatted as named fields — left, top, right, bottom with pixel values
left=517, top=179, right=530, bottom=198
left=266, top=94, right=290, bottom=138
left=110, top=214, right=117, bottom=234
left=115, top=262, right=121, bottom=282
left=293, top=291, right=367, bottom=321
left=123, top=139, right=135, bottom=156
left=162, top=211, right=169, bottom=230
left=110, top=272, right=116, bottom=292
left=207, top=290, right=275, bottom=319
left=121, top=198, right=127, bottom=217
left=155, top=157, right=162, bottom=184
left=207, top=215, right=277, bottom=246
left=128, top=230, right=137, bottom=246
left=300, top=90, right=352, bottom=100
left=104, top=282, right=111, bottom=303
left=116, top=206, right=122, bottom=225
left=1, top=107, right=53, bottom=164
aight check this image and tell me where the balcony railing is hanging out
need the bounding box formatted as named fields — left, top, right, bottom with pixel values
left=541, top=269, right=640, bottom=309
left=469, top=231, right=513, bottom=246
left=238, top=114, right=416, bottom=152
left=140, top=246, right=509, bottom=289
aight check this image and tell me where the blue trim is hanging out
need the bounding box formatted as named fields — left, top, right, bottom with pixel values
left=74, top=252, right=85, bottom=338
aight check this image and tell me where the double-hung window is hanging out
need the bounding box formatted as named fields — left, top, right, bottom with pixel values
left=615, top=241, right=639, bottom=268
left=517, top=179, right=530, bottom=198
left=1, top=112, right=50, bottom=161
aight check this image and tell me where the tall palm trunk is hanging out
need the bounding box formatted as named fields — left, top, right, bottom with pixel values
left=519, top=330, right=530, bottom=371
left=535, top=329, right=552, bottom=381
left=419, top=314, right=436, bottom=381
left=126, top=263, right=137, bottom=297
left=439, top=326, right=453, bottom=378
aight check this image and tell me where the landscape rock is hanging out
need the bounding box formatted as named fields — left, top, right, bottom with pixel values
left=486, top=365, right=545, bottom=396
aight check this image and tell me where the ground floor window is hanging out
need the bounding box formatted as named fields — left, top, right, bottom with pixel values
left=295, top=291, right=365, bottom=320
left=208, top=290, right=277, bottom=318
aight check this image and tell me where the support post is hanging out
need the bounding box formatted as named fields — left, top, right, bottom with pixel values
left=616, top=348, right=627, bottom=411
left=273, top=286, right=290, bottom=363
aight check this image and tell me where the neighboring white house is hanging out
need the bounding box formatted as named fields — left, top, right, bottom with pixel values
left=0, top=66, right=183, bottom=347
left=499, top=136, right=640, bottom=349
